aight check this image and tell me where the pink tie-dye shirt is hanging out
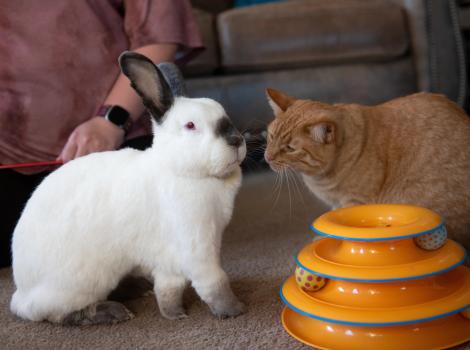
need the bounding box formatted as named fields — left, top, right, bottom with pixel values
left=0, top=0, right=202, bottom=171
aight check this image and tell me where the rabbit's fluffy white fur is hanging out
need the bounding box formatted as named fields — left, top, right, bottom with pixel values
left=10, top=54, right=246, bottom=324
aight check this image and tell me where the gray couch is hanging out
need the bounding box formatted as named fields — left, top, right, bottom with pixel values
left=184, top=0, right=466, bottom=134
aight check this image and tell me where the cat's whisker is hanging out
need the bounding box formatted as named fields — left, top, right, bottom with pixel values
left=246, top=153, right=262, bottom=162
left=283, top=168, right=293, bottom=220
left=249, top=149, right=265, bottom=156
left=242, top=156, right=259, bottom=172
left=248, top=145, right=266, bottom=152
left=271, top=169, right=283, bottom=210
left=286, top=166, right=305, bottom=205
left=273, top=170, right=280, bottom=191
left=268, top=169, right=278, bottom=199
left=273, top=171, right=282, bottom=204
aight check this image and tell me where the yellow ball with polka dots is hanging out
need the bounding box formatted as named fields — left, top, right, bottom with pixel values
left=414, top=226, right=447, bottom=250
left=295, top=266, right=327, bottom=292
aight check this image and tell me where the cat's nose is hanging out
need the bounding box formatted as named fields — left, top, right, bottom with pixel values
left=265, top=151, right=273, bottom=162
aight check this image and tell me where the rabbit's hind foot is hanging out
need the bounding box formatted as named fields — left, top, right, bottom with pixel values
left=62, top=300, right=134, bottom=326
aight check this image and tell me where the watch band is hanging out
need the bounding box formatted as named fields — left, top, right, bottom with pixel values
left=96, top=105, right=111, bottom=117
left=97, top=105, right=133, bottom=133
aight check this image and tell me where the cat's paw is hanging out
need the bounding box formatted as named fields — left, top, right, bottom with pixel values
left=210, top=299, right=246, bottom=319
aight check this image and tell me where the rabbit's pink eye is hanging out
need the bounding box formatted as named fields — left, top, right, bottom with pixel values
left=185, top=122, right=195, bottom=130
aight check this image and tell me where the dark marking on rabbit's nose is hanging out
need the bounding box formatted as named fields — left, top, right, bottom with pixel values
left=227, top=134, right=243, bottom=147
left=216, top=118, right=244, bottom=147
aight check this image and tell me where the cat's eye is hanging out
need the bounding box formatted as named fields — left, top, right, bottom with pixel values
left=185, top=122, right=195, bottom=130
left=285, top=145, right=295, bottom=152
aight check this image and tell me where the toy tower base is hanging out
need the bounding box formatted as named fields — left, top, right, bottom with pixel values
left=280, top=205, right=470, bottom=350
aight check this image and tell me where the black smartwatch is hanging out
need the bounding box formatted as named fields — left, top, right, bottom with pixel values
left=97, top=105, right=132, bottom=133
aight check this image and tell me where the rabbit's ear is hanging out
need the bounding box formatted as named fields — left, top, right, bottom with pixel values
left=157, top=62, right=186, bottom=97
left=119, top=51, right=173, bottom=123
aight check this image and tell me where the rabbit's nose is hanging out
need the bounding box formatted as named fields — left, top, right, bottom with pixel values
left=227, top=134, right=243, bottom=147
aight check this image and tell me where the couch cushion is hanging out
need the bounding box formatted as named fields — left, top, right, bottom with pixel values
left=182, top=8, right=219, bottom=76
left=217, top=0, right=409, bottom=72
left=186, top=59, right=416, bottom=131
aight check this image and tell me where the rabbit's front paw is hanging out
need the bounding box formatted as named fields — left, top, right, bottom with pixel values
left=210, top=298, right=246, bottom=319
left=160, top=305, right=188, bottom=320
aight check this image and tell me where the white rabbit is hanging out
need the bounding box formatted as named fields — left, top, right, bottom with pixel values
left=10, top=52, right=247, bottom=325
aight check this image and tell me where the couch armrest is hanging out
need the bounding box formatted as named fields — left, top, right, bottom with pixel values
left=390, top=0, right=466, bottom=105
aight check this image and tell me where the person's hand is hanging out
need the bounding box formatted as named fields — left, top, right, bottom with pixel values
left=57, top=117, right=125, bottom=163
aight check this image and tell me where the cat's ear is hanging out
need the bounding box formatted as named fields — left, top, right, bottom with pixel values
left=308, top=122, right=336, bottom=144
left=119, top=51, right=173, bottom=123
left=266, top=88, right=295, bottom=116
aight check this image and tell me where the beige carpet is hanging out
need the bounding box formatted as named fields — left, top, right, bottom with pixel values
left=1, top=171, right=468, bottom=350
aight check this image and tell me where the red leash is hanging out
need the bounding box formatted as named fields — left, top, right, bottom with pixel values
left=0, top=160, right=63, bottom=170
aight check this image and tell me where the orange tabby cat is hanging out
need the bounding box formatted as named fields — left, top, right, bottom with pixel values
left=264, top=89, right=470, bottom=250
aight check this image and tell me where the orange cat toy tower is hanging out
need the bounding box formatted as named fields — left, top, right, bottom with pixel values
left=280, top=204, right=470, bottom=350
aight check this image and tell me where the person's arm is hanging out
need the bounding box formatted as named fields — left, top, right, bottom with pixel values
left=58, top=43, right=177, bottom=163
